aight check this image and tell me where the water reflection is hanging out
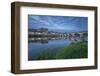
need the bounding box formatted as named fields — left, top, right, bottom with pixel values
left=28, top=31, right=88, bottom=60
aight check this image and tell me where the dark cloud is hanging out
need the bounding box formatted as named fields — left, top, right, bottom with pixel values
left=28, top=15, right=88, bottom=32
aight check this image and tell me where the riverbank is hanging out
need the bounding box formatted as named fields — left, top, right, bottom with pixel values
left=55, top=41, right=88, bottom=59
left=30, top=41, right=88, bottom=60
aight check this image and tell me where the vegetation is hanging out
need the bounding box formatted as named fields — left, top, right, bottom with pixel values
left=32, top=41, right=88, bottom=60
left=55, top=41, right=88, bottom=59
left=34, top=51, right=53, bottom=60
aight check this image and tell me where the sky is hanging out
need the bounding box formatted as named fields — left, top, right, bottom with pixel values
left=28, top=15, right=88, bottom=33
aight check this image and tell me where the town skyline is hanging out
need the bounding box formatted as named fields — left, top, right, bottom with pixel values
left=28, top=28, right=88, bottom=33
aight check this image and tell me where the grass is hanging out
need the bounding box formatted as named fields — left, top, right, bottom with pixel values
left=32, top=41, right=88, bottom=60
left=34, top=51, right=53, bottom=60
left=55, top=41, right=88, bottom=59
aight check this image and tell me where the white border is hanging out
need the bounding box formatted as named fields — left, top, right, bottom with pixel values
left=20, top=6, right=95, bottom=70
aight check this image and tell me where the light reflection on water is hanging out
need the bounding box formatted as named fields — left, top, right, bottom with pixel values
left=28, top=39, right=72, bottom=60
left=28, top=36, right=87, bottom=60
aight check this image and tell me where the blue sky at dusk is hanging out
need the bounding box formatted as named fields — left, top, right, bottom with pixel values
left=28, top=15, right=88, bottom=32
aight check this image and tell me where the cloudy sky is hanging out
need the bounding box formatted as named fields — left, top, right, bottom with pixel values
left=28, top=15, right=88, bottom=33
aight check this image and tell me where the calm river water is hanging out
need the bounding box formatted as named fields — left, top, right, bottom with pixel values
left=28, top=39, right=72, bottom=60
